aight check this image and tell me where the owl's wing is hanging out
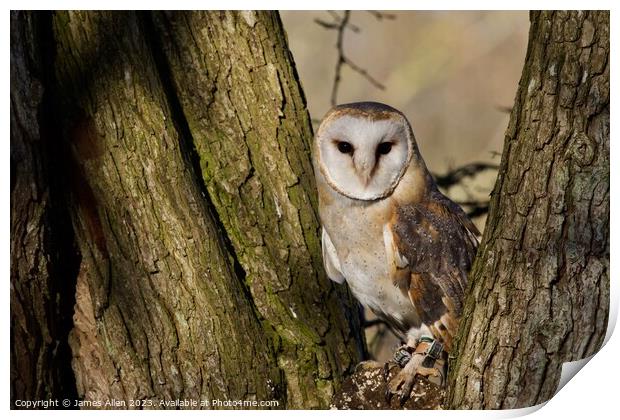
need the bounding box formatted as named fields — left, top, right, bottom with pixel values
left=322, top=228, right=345, bottom=284
left=384, top=190, right=479, bottom=349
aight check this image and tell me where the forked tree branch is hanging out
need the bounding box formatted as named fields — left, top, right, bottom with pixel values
left=315, top=11, right=389, bottom=106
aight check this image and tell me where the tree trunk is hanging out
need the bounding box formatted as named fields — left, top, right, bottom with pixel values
left=149, top=11, right=365, bottom=407
left=447, top=11, right=609, bottom=409
left=14, top=10, right=365, bottom=409
left=50, top=10, right=281, bottom=406
left=10, top=11, right=79, bottom=406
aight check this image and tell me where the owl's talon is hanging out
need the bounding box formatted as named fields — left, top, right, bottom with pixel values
left=398, top=373, right=415, bottom=406
left=385, top=339, right=449, bottom=406
left=382, top=362, right=392, bottom=382
left=386, top=352, right=424, bottom=406
left=384, top=389, right=392, bottom=404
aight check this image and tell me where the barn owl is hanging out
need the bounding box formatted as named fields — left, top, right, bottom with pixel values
left=313, top=102, right=479, bottom=404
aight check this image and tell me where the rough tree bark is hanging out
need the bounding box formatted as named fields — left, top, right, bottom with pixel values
left=53, top=10, right=284, bottom=406
left=9, top=10, right=363, bottom=409
left=10, top=11, right=79, bottom=406
left=447, top=11, right=609, bottom=409
left=148, top=11, right=365, bottom=407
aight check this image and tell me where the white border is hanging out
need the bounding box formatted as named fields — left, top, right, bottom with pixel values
left=4, top=3, right=617, bottom=419
left=1, top=1, right=616, bottom=10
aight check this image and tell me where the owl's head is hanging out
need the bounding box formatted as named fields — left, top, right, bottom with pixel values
left=315, top=102, right=417, bottom=201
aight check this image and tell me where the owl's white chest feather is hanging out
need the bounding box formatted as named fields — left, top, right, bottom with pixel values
left=320, top=194, right=420, bottom=332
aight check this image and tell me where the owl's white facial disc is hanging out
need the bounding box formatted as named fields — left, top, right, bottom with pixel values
left=317, top=114, right=413, bottom=201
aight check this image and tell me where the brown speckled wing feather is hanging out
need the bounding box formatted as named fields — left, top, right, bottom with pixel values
left=387, top=190, right=479, bottom=350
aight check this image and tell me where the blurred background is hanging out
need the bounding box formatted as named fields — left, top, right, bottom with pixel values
left=281, top=11, right=530, bottom=360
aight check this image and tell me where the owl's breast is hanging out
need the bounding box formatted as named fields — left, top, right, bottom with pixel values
left=320, top=196, right=421, bottom=334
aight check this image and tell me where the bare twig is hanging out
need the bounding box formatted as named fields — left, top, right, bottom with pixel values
left=313, top=19, right=341, bottom=30
left=455, top=200, right=493, bottom=207
left=433, top=162, right=499, bottom=189
left=314, top=11, right=390, bottom=106
left=327, top=10, right=342, bottom=21
left=364, top=318, right=397, bottom=336
left=431, top=162, right=500, bottom=219
left=367, top=10, right=396, bottom=21
left=315, top=17, right=359, bottom=32
left=331, top=10, right=350, bottom=106
left=465, top=204, right=490, bottom=219
left=343, top=57, right=385, bottom=90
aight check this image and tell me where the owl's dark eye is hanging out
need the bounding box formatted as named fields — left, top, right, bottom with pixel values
left=336, top=141, right=353, bottom=154
left=377, top=142, right=393, bottom=155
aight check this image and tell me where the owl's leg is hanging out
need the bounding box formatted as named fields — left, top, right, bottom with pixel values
left=384, top=337, right=446, bottom=406
left=381, top=344, right=414, bottom=382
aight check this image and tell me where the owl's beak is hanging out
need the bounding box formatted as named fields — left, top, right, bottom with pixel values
left=355, top=158, right=376, bottom=187
left=359, top=171, right=372, bottom=187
